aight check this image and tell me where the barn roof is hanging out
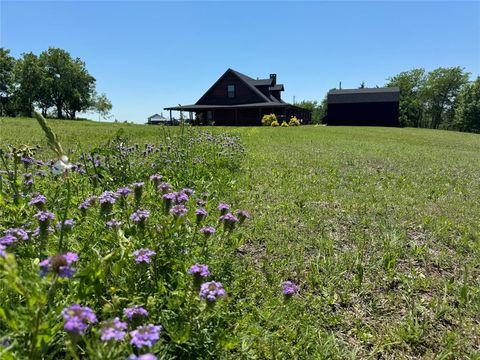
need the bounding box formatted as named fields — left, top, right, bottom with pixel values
left=328, top=87, right=400, bottom=104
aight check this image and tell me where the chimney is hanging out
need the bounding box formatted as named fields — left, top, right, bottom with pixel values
left=270, top=74, right=277, bottom=85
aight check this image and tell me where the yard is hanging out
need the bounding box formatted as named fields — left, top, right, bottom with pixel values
left=1, top=117, right=479, bottom=358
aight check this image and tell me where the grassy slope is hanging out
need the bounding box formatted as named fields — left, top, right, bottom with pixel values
left=2, top=117, right=480, bottom=358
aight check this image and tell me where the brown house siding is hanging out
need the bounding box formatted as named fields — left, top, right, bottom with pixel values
left=197, top=72, right=263, bottom=105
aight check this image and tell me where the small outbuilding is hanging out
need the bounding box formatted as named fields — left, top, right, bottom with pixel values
left=147, top=113, right=171, bottom=125
left=326, top=87, right=400, bottom=127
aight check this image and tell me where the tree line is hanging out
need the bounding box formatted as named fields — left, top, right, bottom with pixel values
left=296, top=67, right=479, bottom=133
left=0, top=47, right=112, bottom=120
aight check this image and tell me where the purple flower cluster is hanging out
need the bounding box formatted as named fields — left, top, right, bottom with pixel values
left=116, top=187, right=133, bottom=197
left=199, top=281, right=226, bottom=302
left=0, top=244, right=6, bottom=257
left=149, top=174, right=163, bottom=186
left=169, top=204, right=187, bottom=217
left=28, top=194, right=47, bottom=207
left=99, top=191, right=117, bottom=205
left=62, top=304, right=97, bottom=334
left=132, top=182, right=144, bottom=202
left=0, top=235, right=15, bottom=245
left=133, top=248, right=156, bottom=264
left=100, top=317, right=128, bottom=341
left=158, top=182, right=173, bottom=194
left=127, top=354, right=157, bottom=360
left=218, top=203, right=230, bottom=215
left=56, top=219, right=75, bottom=231
left=195, top=208, right=208, bottom=224
left=219, top=213, right=239, bottom=231
left=188, top=264, right=210, bottom=278
left=34, top=211, right=55, bottom=222
left=200, top=226, right=216, bottom=236
left=78, top=195, right=97, bottom=214
left=281, top=281, right=299, bottom=296
left=39, top=252, right=79, bottom=278
left=2, top=228, right=29, bottom=244
left=130, top=324, right=161, bottom=348
left=234, top=209, right=251, bottom=224
left=130, top=209, right=150, bottom=223
left=124, top=306, right=149, bottom=321
left=106, top=218, right=123, bottom=228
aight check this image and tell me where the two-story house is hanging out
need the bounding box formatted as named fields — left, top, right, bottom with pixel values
left=165, top=69, right=311, bottom=126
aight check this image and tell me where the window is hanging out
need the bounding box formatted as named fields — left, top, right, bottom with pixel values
left=227, top=84, right=235, bottom=98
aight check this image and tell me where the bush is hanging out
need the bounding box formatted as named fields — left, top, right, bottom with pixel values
left=270, top=120, right=279, bottom=127
left=288, top=116, right=300, bottom=126
left=280, top=121, right=289, bottom=127
left=261, top=113, right=277, bottom=126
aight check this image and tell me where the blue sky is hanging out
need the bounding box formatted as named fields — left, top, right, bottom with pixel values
left=2, top=1, right=479, bottom=123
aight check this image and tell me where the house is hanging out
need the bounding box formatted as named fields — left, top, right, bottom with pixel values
left=164, top=69, right=311, bottom=126
left=147, top=113, right=173, bottom=125
left=326, top=87, right=400, bottom=127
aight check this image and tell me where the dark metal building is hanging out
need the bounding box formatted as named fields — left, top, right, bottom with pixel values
left=326, top=87, right=400, bottom=127
left=165, top=69, right=311, bottom=126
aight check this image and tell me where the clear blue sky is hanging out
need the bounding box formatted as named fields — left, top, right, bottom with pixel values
left=2, top=1, right=479, bottom=123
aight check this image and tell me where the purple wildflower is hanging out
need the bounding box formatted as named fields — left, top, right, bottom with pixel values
left=175, top=191, right=189, bottom=204
left=29, top=194, right=47, bottom=208
left=218, top=203, right=230, bottom=215
left=116, top=187, right=133, bottom=197
left=197, top=199, right=206, bottom=206
left=133, top=248, right=156, bottom=264
left=199, top=281, right=226, bottom=302
left=62, top=304, right=97, bottom=334
left=106, top=219, right=123, bottom=228
left=5, top=228, right=29, bottom=241
left=169, top=204, right=187, bottom=217
left=99, top=191, right=116, bottom=214
left=181, top=188, right=194, bottom=195
left=234, top=209, right=251, bottom=224
left=78, top=196, right=97, bottom=214
left=130, top=324, right=161, bottom=348
left=127, top=354, right=157, bottom=360
left=34, top=211, right=55, bottom=222
left=39, top=252, right=79, bottom=278
left=100, top=317, right=128, bottom=341
left=123, top=306, right=148, bottom=321
left=195, top=208, right=208, bottom=224
left=130, top=209, right=150, bottom=225
left=281, top=281, right=299, bottom=297
left=200, top=226, right=216, bottom=237
left=56, top=219, right=75, bottom=232
left=219, top=213, right=239, bottom=231
left=149, top=174, right=163, bottom=187
left=188, top=264, right=210, bottom=277
left=0, top=235, right=16, bottom=245
left=0, top=244, right=7, bottom=257
left=158, top=182, right=173, bottom=194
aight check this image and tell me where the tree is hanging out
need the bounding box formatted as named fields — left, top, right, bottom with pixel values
left=453, top=77, right=480, bottom=133
left=39, top=47, right=96, bottom=119
left=0, top=48, right=16, bottom=116
left=89, top=92, right=113, bottom=120
left=359, top=81, right=366, bottom=89
left=386, top=68, right=426, bottom=127
left=422, top=67, right=469, bottom=129
left=14, top=52, right=43, bottom=116
left=295, top=98, right=327, bottom=124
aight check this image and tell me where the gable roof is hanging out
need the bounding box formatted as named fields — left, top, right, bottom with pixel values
left=196, top=68, right=285, bottom=105
left=328, top=87, right=400, bottom=104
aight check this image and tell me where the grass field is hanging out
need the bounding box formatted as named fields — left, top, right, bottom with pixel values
left=1, top=117, right=480, bottom=358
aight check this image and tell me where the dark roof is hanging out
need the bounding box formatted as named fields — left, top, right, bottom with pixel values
left=269, top=84, right=284, bottom=91
left=328, top=87, right=400, bottom=104
left=164, top=102, right=307, bottom=111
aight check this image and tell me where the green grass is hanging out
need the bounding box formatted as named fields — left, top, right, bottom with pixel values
left=2, top=117, right=480, bottom=358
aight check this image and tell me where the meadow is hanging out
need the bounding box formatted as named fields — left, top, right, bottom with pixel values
left=1, top=116, right=480, bottom=359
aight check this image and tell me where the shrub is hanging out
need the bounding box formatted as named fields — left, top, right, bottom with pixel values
left=271, top=120, right=279, bottom=127
left=288, top=116, right=300, bottom=126
left=261, top=113, right=277, bottom=126
left=280, top=121, right=289, bottom=127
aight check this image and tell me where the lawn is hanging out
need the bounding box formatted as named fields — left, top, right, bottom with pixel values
left=1, top=117, right=480, bottom=358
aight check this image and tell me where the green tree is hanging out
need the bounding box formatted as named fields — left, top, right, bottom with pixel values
left=453, top=77, right=480, bottom=133
left=295, top=98, right=327, bottom=124
left=89, top=92, right=113, bottom=120
left=14, top=52, right=43, bottom=116
left=39, top=47, right=96, bottom=119
left=0, top=48, right=17, bottom=116
left=386, top=68, right=426, bottom=127
left=422, top=67, right=469, bottom=129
